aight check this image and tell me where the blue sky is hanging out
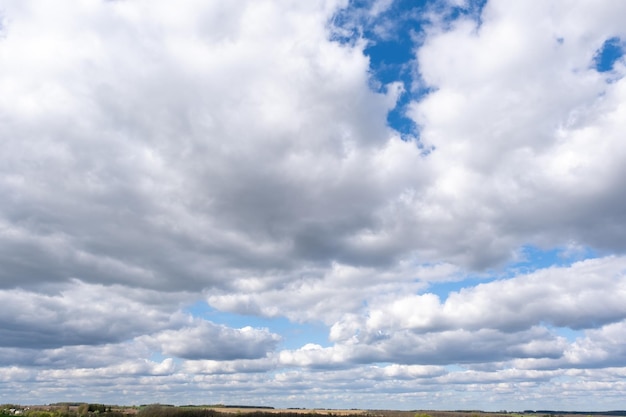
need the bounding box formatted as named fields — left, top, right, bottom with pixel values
left=1, top=0, right=626, bottom=411
left=595, top=37, right=625, bottom=72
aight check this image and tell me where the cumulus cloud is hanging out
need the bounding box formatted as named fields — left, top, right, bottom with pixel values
left=284, top=326, right=567, bottom=368
left=0, top=342, right=148, bottom=368
left=0, top=0, right=426, bottom=298
left=206, top=260, right=434, bottom=323
left=512, top=319, right=626, bottom=370
left=408, top=0, right=626, bottom=267
left=362, top=256, right=626, bottom=334
left=0, top=280, right=187, bottom=348
left=144, top=319, right=281, bottom=360
left=181, top=357, right=277, bottom=375
left=317, top=257, right=626, bottom=367
left=2, top=0, right=626, bottom=409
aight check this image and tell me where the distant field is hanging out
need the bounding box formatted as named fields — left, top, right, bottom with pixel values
left=6, top=405, right=625, bottom=417
left=206, top=409, right=368, bottom=415
left=188, top=411, right=626, bottom=417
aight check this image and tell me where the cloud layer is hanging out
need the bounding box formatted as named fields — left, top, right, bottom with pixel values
left=2, top=0, right=626, bottom=410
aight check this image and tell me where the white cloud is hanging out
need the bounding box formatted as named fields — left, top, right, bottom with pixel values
left=144, top=319, right=281, bottom=360
left=362, top=257, right=624, bottom=331
left=205, top=258, right=465, bottom=327
left=280, top=256, right=626, bottom=373
left=407, top=0, right=626, bottom=267
left=2, top=0, right=626, bottom=409
left=181, top=357, right=277, bottom=374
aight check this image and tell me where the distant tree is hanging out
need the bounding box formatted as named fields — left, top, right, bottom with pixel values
left=77, top=404, right=89, bottom=417
left=87, top=405, right=106, bottom=414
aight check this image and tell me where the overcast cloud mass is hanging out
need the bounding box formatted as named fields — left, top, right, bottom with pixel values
left=2, top=0, right=626, bottom=411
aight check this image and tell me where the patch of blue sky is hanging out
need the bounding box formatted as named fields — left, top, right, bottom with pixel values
left=547, top=325, right=583, bottom=343
left=367, top=49, right=422, bottom=141
left=444, top=364, right=467, bottom=372
left=424, top=275, right=486, bottom=302
left=331, top=2, right=420, bottom=126
left=370, top=362, right=393, bottom=369
left=184, top=301, right=331, bottom=349
left=332, top=0, right=488, bottom=143
left=594, top=36, right=624, bottom=73
left=506, top=244, right=601, bottom=277
left=149, top=351, right=170, bottom=362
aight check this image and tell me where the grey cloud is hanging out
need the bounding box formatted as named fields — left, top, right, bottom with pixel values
left=2, top=0, right=626, bottom=409
left=1, top=0, right=625, bottom=301
left=0, top=0, right=425, bottom=299
left=207, top=262, right=427, bottom=325
left=0, top=282, right=187, bottom=348
left=540, top=320, right=626, bottom=370
left=0, top=343, right=149, bottom=369
left=351, top=327, right=567, bottom=366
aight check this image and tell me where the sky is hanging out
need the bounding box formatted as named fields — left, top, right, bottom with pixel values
left=1, top=0, right=626, bottom=411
